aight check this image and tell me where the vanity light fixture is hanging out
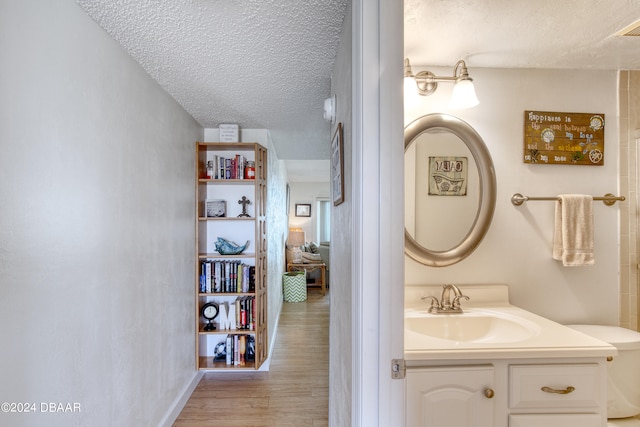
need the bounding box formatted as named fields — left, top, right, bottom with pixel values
left=404, top=58, right=479, bottom=109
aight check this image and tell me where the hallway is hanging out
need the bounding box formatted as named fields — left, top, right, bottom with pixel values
left=174, top=289, right=330, bottom=426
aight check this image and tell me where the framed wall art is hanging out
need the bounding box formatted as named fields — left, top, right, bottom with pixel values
left=219, top=123, right=239, bottom=142
left=295, top=203, right=311, bottom=217
left=523, top=110, right=605, bottom=166
left=428, top=156, right=468, bottom=196
left=331, top=122, right=344, bottom=206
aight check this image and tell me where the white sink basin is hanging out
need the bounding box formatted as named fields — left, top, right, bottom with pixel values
left=405, top=309, right=540, bottom=344
left=404, top=285, right=617, bottom=361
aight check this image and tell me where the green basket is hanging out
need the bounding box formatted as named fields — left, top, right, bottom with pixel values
left=283, top=271, right=307, bottom=302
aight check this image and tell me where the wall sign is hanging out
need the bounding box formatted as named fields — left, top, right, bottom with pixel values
left=523, top=110, right=605, bottom=166
left=428, top=156, right=468, bottom=196
left=219, top=123, right=239, bottom=142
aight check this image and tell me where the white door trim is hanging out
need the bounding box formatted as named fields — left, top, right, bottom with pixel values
left=352, top=0, right=404, bottom=425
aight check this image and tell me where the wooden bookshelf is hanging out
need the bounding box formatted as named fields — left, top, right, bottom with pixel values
left=195, top=142, right=268, bottom=371
left=198, top=356, right=256, bottom=371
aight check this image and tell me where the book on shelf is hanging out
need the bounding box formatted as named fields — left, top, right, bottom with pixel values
left=234, top=335, right=240, bottom=365
left=214, top=261, right=221, bottom=292
left=200, top=296, right=255, bottom=332
left=205, top=262, right=212, bottom=293
left=232, top=297, right=257, bottom=330
left=234, top=296, right=254, bottom=330
left=215, top=334, right=253, bottom=366
left=200, top=260, right=255, bottom=293
left=203, top=153, right=250, bottom=181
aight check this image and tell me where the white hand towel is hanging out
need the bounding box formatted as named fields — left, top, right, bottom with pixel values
left=552, top=194, right=594, bottom=266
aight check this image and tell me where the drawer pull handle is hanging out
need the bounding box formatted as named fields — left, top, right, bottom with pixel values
left=483, top=388, right=495, bottom=399
left=541, top=386, right=575, bottom=395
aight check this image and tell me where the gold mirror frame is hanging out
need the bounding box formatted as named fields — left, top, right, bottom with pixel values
left=404, top=113, right=496, bottom=267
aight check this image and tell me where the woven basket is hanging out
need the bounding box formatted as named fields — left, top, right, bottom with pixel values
left=283, top=272, right=307, bottom=302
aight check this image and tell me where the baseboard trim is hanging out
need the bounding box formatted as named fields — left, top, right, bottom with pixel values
left=258, top=298, right=282, bottom=371
left=158, top=302, right=283, bottom=421
left=158, top=371, right=204, bottom=427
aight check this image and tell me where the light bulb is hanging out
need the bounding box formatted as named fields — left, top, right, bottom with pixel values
left=449, top=79, right=479, bottom=109
left=404, top=76, right=421, bottom=109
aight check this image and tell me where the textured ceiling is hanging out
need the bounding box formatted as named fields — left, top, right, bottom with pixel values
left=76, top=0, right=348, bottom=162
left=75, top=1, right=640, bottom=181
left=405, top=0, right=640, bottom=70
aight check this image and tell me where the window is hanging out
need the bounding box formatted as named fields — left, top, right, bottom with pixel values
left=316, top=198, right=331, bottom=243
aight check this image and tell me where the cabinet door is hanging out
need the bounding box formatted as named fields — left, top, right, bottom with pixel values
left=508, top=414, right=601, bottom=427
left=406, top=365, right=495, bottom=427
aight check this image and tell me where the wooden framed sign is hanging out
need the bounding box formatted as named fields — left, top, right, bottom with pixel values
left=523, top=110, right=605, bottom=166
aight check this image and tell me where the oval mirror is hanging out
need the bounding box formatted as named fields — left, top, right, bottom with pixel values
left=404, top=113, right=496, bottom=267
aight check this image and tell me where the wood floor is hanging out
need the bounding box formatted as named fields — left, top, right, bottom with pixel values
left=174, top=288, right=329, bottom=427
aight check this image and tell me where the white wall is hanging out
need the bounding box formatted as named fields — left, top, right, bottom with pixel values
left=287, top=181, right=330, bottom=242
left=203, top=128, right=289, bottom=367
left=405, top=67, right=620, bottom=325
left=0, top=1, right=203, bottom=426
left=329, top=2, right=353, bottom=425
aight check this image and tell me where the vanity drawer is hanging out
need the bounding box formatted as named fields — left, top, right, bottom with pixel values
left=509, top=414, right=601, bottom=427
left=509, top=364, right=600, bottom=409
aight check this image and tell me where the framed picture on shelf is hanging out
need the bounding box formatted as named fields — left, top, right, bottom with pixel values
left=295, top=203, right=311, bottom=217
left=219, top=123, right=239, bottom=142
left=331, top=123, right=344, bottom=206
left=205, top=199, right=226, bottom=218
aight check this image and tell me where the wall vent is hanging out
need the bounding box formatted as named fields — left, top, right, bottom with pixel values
left=616, top=19, right=640, bottom=36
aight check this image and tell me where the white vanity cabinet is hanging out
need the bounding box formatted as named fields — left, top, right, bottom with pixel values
left=405, top=359, right=608, bottom=427
left=403, top=285, right=615, bottom=427
left=406, top=365, right=495, bottom=427
left=508, top=414, right=601, bottom=427
left=508, top=363, right=605, bottom=427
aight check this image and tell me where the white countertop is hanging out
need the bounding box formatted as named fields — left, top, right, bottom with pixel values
left=404, top=284, right=617, bottom=361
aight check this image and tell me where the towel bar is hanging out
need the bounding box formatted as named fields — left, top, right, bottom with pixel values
left=511, top=193, right=625, bottom=207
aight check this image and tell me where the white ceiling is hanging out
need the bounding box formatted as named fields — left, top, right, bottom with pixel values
left=405, top=0, right=640, bottom=70
left=76, top=1, right=640, bottom=182
left=283, top=159, right=330, bottom=183
left=76, top=0, right=348, bottom=166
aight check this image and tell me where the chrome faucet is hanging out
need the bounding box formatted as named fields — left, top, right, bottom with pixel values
left=421, top=284, right=470, bottom=314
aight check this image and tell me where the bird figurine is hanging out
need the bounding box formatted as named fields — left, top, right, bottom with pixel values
left=214, top=237, right=249, bottom=255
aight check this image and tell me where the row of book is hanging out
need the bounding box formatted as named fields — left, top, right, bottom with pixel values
left=200, top=260, right=255, bottom=293
left=205, top=154, right=250, bottom=180
left=213, top=334, right=255, bottom=366
left=228, top=296, right=255, bottom=331
left=201, top=297, right=255, bottom=331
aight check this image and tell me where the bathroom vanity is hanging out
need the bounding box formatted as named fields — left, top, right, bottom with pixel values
left=404, top=285, right=616, bottom=427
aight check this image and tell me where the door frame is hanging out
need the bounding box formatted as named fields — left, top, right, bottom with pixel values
left=352, top=0, right=405, bottom=425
